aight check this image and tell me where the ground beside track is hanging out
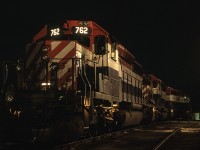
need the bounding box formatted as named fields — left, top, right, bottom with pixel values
left=75, top=121, right=200, bottom=150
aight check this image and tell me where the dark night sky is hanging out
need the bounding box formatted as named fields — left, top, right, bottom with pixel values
left=1, top=1, right=200, bottom=111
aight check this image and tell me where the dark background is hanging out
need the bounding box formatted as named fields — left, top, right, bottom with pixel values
left=1, top=1, right=200, bottom=111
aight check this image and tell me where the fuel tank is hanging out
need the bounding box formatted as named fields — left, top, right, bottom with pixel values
left=118, top=111, right=143, bottom=127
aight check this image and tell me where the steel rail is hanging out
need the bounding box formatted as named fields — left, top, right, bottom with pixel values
left=153, top=128, right=181, bottom=150
left=53, top=125, right=148, bottom=150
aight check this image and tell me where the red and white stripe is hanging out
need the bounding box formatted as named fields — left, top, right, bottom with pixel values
left=26, top=42, right=43, bottom=69
left=49, top=41, right=76, bottom=90
left=26, top=42, right=44, bottom=81
left=26, top=40, right=77, bottom=90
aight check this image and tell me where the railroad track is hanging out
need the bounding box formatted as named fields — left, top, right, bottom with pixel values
left=58, top=121, right=200, bottom=150
left=52, top=122, right=167, bottom=150
left=153, top=128, right=181, bottom=150
left=53, top=125, right=146, bottom=150
left=1, top=121, right=199, bottom=150
left=0, top=124, right=147, bottom=150
left=154, top=127, right=200, bottom=150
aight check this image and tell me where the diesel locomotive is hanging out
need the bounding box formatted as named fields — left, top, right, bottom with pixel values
left=0, top=20, right=191, bottom=145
